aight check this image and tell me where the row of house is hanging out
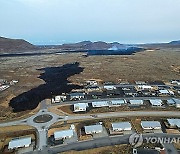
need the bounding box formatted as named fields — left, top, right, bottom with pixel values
left=73, top=99, right=126, bottom=112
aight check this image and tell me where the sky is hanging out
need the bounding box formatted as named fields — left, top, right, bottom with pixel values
left=0, top=0, right=180, bottom=45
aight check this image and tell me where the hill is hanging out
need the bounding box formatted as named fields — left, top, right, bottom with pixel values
left=0, top=37, right=37, bottom=53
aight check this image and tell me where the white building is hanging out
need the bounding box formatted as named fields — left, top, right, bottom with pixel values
left=70, top=93, right=85, bottom=100
left=137, top=85, right=153, bottom=90
left=8, top=137, right=31, bottom=150
left=173, top=98, right=180, bottom=108
left=166, top=99, right=176, bottom=106
left=52, top=95, right=67, bottom=103
left=86, top=80, right=98, bottom=86
left=149, top=99, right=162, bottom=107
left=141, top=121, right=161, bottom=130
left=108, top=100, right=126, bottom=107
left=167, top=119, right=180, bottom=128
left=84, top=124, right=103, bottom=135
left=54, top=129, right=74, bottom=140
left=129, top=100, right=144, bottom=106
left=104, top=85, right=116, bottom=90
left=159, top=89, right=170, bottom=95
left=92, top=101, right=109, bottom=108
left=74, top=103, right=89, bottom=112
left=111, top=122, right=132, bottom=132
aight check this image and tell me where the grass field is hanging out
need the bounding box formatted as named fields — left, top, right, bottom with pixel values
left=0, top=48, right=179, bottom=120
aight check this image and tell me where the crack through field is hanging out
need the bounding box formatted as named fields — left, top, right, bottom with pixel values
left=9, top=62, right=84, bottom=112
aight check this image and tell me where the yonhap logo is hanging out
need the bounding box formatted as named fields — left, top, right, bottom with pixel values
left=129, top=133, right=143, bottom=147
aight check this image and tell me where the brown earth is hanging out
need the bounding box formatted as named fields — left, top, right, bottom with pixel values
left=0, top=48, right=180, bottom=121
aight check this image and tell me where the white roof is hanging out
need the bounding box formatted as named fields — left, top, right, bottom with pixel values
left=138, top=85, right=153, bottom=89
left=141, top=121, right=161, bottom=129
left=159, top=89, right=169, bottom=94
left=54, top=129, right=74, bottom=140
left=8, top=137, right=31, bottom=149
left=167, top=119, right=180, bottom=127
left=84, top=124, right=103, bottom=133
left=167, top=99, right=176, bottom=105
left=129, top=100, right=143, bottom=105
left=149, top=99, right=162, bottom=106
left=74, top=103, right=88, bottom=111
left=92, top=101, right=109, bottom=107
left=104, top=85, right=116, bottom=89
left=173, top=98, right=180, bottom=104
left=112, top=122, right=131, bottom=130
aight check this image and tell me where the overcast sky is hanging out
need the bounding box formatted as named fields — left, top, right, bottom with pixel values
left=0, top=0, right=180, bottom=45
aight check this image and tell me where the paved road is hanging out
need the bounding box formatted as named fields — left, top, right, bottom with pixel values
left=30, top=133, right=180, bottom=154
left=163, top=143, right=178, bottom=154
left=1, top=98, right=180, bottom=152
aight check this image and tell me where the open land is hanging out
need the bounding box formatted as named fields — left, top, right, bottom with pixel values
left=0, top=48, right=180, bottom=121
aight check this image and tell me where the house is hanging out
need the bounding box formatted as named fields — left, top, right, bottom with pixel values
left=173, top=98, right=180, bottom=108
left=123, top=87, right=138, bottom=97
left=111, top=122, right=132, bottom=132
left=52, top=95, right=67, bottom=103
left=88, top=91, right=103, bottom=97
left=129, top=100, right=144, bottom=106
left=135, top=81, right=147, bottom=85
left=137, top=85, right=153, bottom=90
left=84, top=124, right=103, bottom=135
left=140, top=89, right=152, bottom=96
left=92, top=101, right=109, bottom=108
left=167, top=119, right=180, bottom=128
left=8, top=137, right=32, bottom=150
left=106, top=89, right=121, bottom=96
left=171, top=80, right=180, bottom=85
left=74, top=103, right=89, bottom=112
left=141, top=121, right=161, bottom=130
left=108, top=99, right=126, bottom=107
left=166, top=99, right=176, bottom=106
left=149, top=99, right=162, bottom=107
left=85, top=85, right=101, bottom=92
left=103, top=85, right=116, bottom=90
left=159, top=89, right=170, bottom=96
left=70, top=92, right=85, bottom=100
left=54, top=129, right=74, bottom=140
left=86, top=80, right=98, bottom=86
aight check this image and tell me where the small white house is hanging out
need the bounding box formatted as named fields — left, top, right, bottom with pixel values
left=108, top=99, right=126, bottom=107
left=54, top=129, right=74, bottom=140
left=167, top=119, right=180, bottom=128
left=159, top=89, right=170, bottom=95
left=173, top=99, right=180, bottom=108
left=70, top=93, right=85, bottom=100
left=86, top=80, right=98, bottom=86
left=53, top=95, right=67, bottom=103
left=137, top=85, right=153, bottom=90
left=149, top=99, right=162, bottom=107
left=104, top=85, right=116, bottom=90
left=84, top=124, right=103, bottom=135
left=141, top=121, right=161, bottom=130
left=92, top=101, right=109, bottom=108
left=112, top=122, right=132, bottom=132
left=166, top=99, right=176, bottom=106
left=74, top=103, right=89, bottom=112
left=129, top=100, right=144, bottom=106
left=8, top=137, right=32, bottom=150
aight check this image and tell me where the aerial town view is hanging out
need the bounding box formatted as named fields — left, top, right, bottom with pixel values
left=0, top=0, right=180, bottom=154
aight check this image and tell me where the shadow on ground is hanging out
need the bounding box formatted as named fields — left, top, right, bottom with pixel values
left=9, top=62, right=84, bottom=112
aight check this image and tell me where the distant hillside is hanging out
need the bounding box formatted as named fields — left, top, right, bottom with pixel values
left=169, top=40, right=180, bottom=45
left=0, top=37, right=37, bottom=53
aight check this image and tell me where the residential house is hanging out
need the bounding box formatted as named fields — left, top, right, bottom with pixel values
left=149, top=99, right=162, bottom=107
left=167, top=119, right=180, bottom=128
left=54, top=129, right=74, bottom=141
left=70, top=92, right=85, bottom=100
left=123, top=87, right=138, bottom=97
left=129, top=100, right=144, bottom=106
left=92, top=101, right=109, bottom=108
left=84, top=124, right=103, bottom=135
left=108, top=99, right=126, bottom=107
left=73, top=103, right=89, bottom=112
left=103, top=85, right=116, bottom=90
left=8, top=137, right=32, bottom=150
left=111, top=122, right=132, bottom=132
left=141, top=121, right=161, bottom=130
